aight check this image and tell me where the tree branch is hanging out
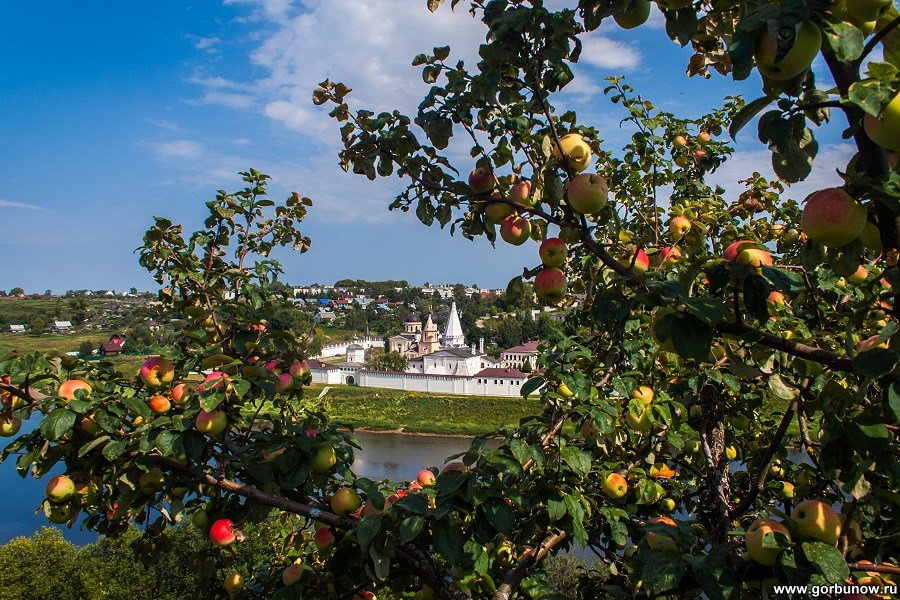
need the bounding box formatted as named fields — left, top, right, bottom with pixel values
left=492, top=531, right=567, bottom=600
left=729, top=400, right=796, bottom=519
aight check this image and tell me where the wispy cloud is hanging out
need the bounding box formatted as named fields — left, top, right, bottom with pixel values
left=0, top=199, right=42, bottom=210
left=191, top=36, right=222, bottom=52
left=143, top=139, right=206, bottom=159
left=578, top=34, right=643, bottom=71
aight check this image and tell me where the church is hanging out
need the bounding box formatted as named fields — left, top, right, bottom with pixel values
left=388, top=302, right=496, bottom=376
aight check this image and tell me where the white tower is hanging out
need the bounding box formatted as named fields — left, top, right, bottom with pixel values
left=443, top=301, right=466, bottom=347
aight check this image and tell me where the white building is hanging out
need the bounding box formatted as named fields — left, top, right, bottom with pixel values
left=346, top=343, right=366, bottom=363
left=501, top=341, right=540, bottom=370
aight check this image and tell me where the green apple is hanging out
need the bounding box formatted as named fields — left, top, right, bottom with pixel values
left=626, top=408, right=652, bottom=432
left=864, top=93, right=900, bottom=151
left=754, top=22, right=822, bottom=81
left=614, top=0, right=651, bottom=29
left=846, top=0, right=891, bottom=21
left=567, top=173, right=609, bottom=214
left=311, top=443, right=337, bottom=473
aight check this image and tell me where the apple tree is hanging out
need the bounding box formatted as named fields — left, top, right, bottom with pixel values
left=0, top=0, right=899, bottom=598
left=310, top=0, right=900, bottom=596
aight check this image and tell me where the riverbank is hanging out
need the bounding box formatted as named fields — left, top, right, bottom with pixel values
left=304, top=384, right=540, bottom=436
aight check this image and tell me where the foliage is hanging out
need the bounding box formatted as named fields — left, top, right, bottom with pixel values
left=367, top=350, right=411, bottom=372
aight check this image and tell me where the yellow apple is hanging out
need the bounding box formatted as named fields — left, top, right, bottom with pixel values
left=601, top=472, right=628, bottom=499
left=791, top=499, right=841, bottom=544
left=553, top=133, right=592, bottom=172
left=745, top=518, right=791, bottom=565
left=632, top=386, right=654, bottom=405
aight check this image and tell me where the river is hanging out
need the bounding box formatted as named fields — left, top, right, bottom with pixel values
left=0, top=425, right=479, bottom=545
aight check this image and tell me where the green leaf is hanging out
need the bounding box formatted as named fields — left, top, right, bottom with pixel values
left=801, top=542, right=850, bottom=582
left=852, top=348, right=899, bottom=379
left=520, top=376, right=545, bottom=398
left=561, top=446, right=591, bottom=477
left=730, top=96, right=773, bottom=140
left=743, top=273, right=771, bottom=322
left=483, top=499, right=514, bottom=534
left=505, top=276, right=524, bottom=303
left=356, top=514, right=382, bottom=551
left=844, top=421, right=891, bottom=454
left=394, top=494, right=429, bottom=514
left=155, top=430, right=176, bottom=455
left=762, top=266, right=804, bottom=293
left=123, top=396, right=153, bottom=421
left=823, top=21, right=864, bottom=62
left=433, top=520, right=464, bottom=564
left=889, top=383, right=900, bottom=423
left=102, top=439, right=127, bottom=460
left=671, top=314, right=712, bottom=362
left=40, top=408, right=76, bottom=441
left=399, top=515, right=425, bottom=543
left=547, top=496, right=566, bottom=522
left=436, top=469, right=467, bottom=497
left=629, top=551, right=686, bottom=595
left=768, top=374, right=798, bottom=401
left=78, top=435, right=111, bottom=457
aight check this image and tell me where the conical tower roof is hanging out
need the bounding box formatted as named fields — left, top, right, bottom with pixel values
left=443, top=301, right=465, bottom=347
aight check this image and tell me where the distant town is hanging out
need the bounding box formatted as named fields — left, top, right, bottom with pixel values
left=0, top=280, right=563, bottom=396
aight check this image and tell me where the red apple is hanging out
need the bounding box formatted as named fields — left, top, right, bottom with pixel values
left=723, top=240, right=772, bottom=267
left=275, top=372, right=294, bottom=393
left=500, top=215, right=531, bottom=246
left=314, top=525, right=336, bottom=550
left=139, top=356, right=175, bottom=388
left=441, top=461, right=468, bottom=474
left=539, top=237, right=568, bottom=267
left=848, top=264, right=868, bottom=284
left=417, top=469, right=436, bottom=487
left=646, top=516, right=677, bottom=550
left=534, top=267, right=567, bottom=304
left=567, top=173, right=609, bottom=214
left=210, top=518, right=237, bottom=547
left=171, top=383, right=191, bottom=405
left=149, top=395, right=171, bottom=414
left=801, top=188, right=867, bottom=247
left=46, top=475, right=76, bottom=503
left=657, top=246, right=682, bottom=268
left=628, top=248, right=650, bottom=274
left=283, top=563, right=304, bottom=586
left=767, top=291, right=785, bottom=306
left=199, top=371, right=229, bottom=393
left=509, top=179, right=533, bottom=206
left=468, top=166, right=495, bottom=194
left=58, top=379, right=92, bottom=401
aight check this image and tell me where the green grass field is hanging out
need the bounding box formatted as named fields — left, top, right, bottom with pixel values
left=300, top=384, right=541, bottom=436
left=0, top=330, right=146, bottom=377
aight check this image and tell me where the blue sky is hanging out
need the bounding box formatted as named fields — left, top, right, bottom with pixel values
left=0, top=0, right=852, bottom=293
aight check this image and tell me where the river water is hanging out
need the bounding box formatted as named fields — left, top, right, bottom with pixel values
left=0, top=425, right=478, bottom=545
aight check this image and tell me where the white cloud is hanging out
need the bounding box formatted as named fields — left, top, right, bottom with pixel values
left=578, top=34, right=642, bottom=70
left=144, top=139, right=206, bottom=159
left=190, top=36, right=223, bottom=52
left=707, top=142, right=856, bottom=204
left=0, top=199, right=42, bottom=210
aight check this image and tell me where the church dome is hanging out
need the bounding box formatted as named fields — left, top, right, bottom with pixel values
left=405, top=314, right=422, bottom=323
